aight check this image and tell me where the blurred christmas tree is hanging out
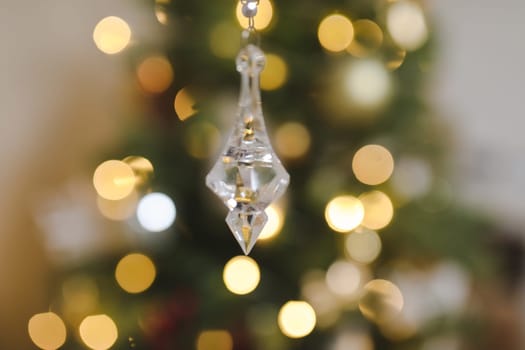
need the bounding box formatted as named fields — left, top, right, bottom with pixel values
left=28, top=1, right=504, bottom=350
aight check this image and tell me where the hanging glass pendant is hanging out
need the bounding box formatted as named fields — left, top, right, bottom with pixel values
left=206, top=42, right=290, bottom=255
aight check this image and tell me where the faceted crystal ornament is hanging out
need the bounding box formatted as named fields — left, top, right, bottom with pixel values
left=206, top=44, right=290, bottom=255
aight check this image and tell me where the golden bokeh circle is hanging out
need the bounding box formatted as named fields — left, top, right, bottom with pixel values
left=386, top=1, right=428, bottom=51
left=28, top=312, right=67, bottom=350
left=359, top=279, right=404, bottom=323
left=79, top=314, right=118, bottom=350
left=325, top=195, right=364, bottom=233
left=347, top=19, right=383, bottom=57
left=278, top=301, right=317, bottom=338
left=223, top=256, right=260, bottom=295
left=93, top=16, right=131, bottom=54
left=359, top=191, right=394, bottom=230
left=318, top=14, right=354, bottom=52
left=258, top=205, right=284, bottom=240
left=93, top=160, right=135, bottom=200
left=196, top=330, right=233, bottom=350
left=174, top=88, right=197, bottom=121
left=274, top=122, right=311, bottom=159
left=352, top=145, right=394, bottom=185
left=115, top=253, right=156, bottom=294
left=260, top=54, right=288, bottom=91
left=137, top=55, right=174, bottom=94
left=183, top=122, right=221, bottom=159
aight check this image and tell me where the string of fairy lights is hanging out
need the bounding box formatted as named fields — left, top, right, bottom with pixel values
left=27, top=0, right=433, bottom=349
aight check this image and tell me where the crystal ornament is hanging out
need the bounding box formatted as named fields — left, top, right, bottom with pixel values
left=206, top=43, right=290, bottom=255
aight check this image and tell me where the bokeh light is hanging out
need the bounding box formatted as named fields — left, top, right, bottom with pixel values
left=274, top=122, right=311, bottom=160
left=155, top=5, right=169, bottom=25
left=325, top=195, right=364, bottom=232
left=28, top=312, right=67, bottom=350
left=136, top=55, right=174, bottom=94
left=223, top=256, right=260, bottom=295
left=333, top=330, right=374, bottom=350
left=183, top=122, right=221, bottom=159
left=115, top=253, right=156, bottom=294
left=359, top=279, right=404, bottom=323
left=345, top=60, right=392, bottom=109
left=137, top=192, right=176, bottom=232
left=196, top=330, right=233, bottom=350
left=345, top=229, right=382, bottom=264
left=236, top=0, right=273, bottom=31
left=391, top=157, right=432, bottom=199
left=93, top=160, right=135, bottom=200
left=278, top=301, right=316, bottom=338
left=359, top=191, right=394, bottom=230
left=62, top=276, right=99, bottom=320
left=210, top=22, right=240, bottom=59
left=258, top=205, right=284, bottom=240
left=123, top=156, right=154, bottom=186
left=385, top=47, right=407, bottom=70
left=174, top=88, right=197, bottom=121
left=79, top=315, right=118, bottom=350
left=301, top=271, right=341, bottom=328
left=93, top=16, right=131, bottom=54
left=97, top=190, right=138, bottom=221
left=347, top=19, right=383, bottom=58
left=352, top=144, right=394, bottom=185
left=318, top=14, right=354, bottom=53
left=260, top=54, right=288, bottom=90
left=325, top=260, right=361, bottom=298
left=386, top=1, right=428, bottom=51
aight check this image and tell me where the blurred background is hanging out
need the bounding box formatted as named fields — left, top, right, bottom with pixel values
left=2, top=0, right=524, bottom=349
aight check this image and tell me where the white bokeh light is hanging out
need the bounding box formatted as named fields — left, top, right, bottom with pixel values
left=137, top=192, right=176, bottom=232
left=345, top=60, right=392, bottom=109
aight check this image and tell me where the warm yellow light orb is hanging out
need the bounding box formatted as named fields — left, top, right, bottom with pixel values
left=387, top=1, right=428, bottom=51
left=93, top=16, right=131, bottom=54
left=137, top=55, right=174, bottom=94
left=325, top=260, right=361, bottom=298
left=258, top=205, right=284, bottom=240
left=223, top=256, right=260, bottom=295
left=352, top=145, right=394, bottom=185
left=122, top=156, right=154, bottom=186
left=236, top=0, right=273, bottom=31
left=318, top=14, right=354, bottom=52
left=93, top=160, right=135, bottom=200
left=260, top=54, right=288, bottom=90
left=115, top=253, right=156, bottom=294
left=28, top=312, right=67, bottom=350
left=359, top=279, right=404, bottom=323
left=345, top=229, right=382, bottom=264
left=325, top=196, right=365, bottom=232
left=274, top=122, right=311, bottom=160
left=359, top=191, right=394, bottom=230
left=174, top=88, right=197, bottom=121
left=79, top=315, right=118, bottom=350
left=196, top=330, right=233, bottom=350
left=278, top=301, right=317, bottom=338
left=347, top=19, right=383, bottom=58
left=97, top=190, right=138, bottom=221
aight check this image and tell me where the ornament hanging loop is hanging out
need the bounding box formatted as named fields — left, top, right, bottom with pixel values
left=240, top=0, right=261, bottom=47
